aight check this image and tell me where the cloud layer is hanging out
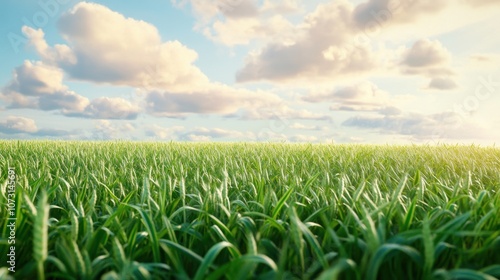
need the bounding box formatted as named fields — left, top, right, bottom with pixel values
left=1, top=1, right=498, bottom=144
left=343, top=111, right=489, bottom=141
left=12, top=2, right=320, bottom=120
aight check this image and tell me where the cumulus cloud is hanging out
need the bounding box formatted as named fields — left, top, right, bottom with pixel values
left=6, top=60, right=65, bottom=95
left=0, top=116, right=37, bottom=134
left=1, top=60, right=90, bottom=113
left=22, top=26, right=76, bottom=66
left=68, top=97, right=141, bottom=120
left=0, top=60, right=139, bottom=120
left=23, top=3, right=209, bottom=91
left=38, top=91, right=90, bottom=112
left=236, top=1, right=380, bottom=83
left=400, top=39, right=457, bottom=90
left=401, top=39, right=451, bottom=71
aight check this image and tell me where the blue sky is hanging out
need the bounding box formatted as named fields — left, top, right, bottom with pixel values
left=1, top=0, right=499, bottom=144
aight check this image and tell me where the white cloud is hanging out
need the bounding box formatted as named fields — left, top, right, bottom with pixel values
left=22, top=26, right=76, bottom=66
left=24, top=3, right=209, bottom=91
left=401, top=39, right=451, bottom=71
left=236, top=1, right=380, bottom=83
left=1, top=60, right=140, bottom=119
left=400, top=39, right=457, bottom=90
left=1, top=60, right=90, bottom=113
left=0, top=116, right=37, bottom=134
left=7, top=60, right=65, bottom=95
left=69, top=97, right=141, bottom=120
left=38, top=91, right=90, bottom=112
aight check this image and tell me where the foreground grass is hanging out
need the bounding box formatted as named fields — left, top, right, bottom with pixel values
left=1, top=141, right=500, bottom=279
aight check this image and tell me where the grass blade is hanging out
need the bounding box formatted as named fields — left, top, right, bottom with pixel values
left=34, top=191, right=49, bottom=280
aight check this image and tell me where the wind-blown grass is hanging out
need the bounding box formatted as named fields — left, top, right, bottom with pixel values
left=1, top=141, right=499, bottom=279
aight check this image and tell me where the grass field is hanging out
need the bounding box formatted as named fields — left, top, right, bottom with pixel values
left=1, top=141, right=500, bottom=279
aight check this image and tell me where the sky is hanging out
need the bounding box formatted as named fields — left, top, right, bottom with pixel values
left=0, top=0, right=499, bottom=144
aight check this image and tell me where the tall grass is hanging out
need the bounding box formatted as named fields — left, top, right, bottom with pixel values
left=1, top=141, right=499, bottom=279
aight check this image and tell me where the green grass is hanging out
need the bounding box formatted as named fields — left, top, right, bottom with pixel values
left=1, top=141, right=500, bottom=279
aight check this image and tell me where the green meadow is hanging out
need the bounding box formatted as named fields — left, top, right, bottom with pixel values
left=1, top=141, right=500, bottom=279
